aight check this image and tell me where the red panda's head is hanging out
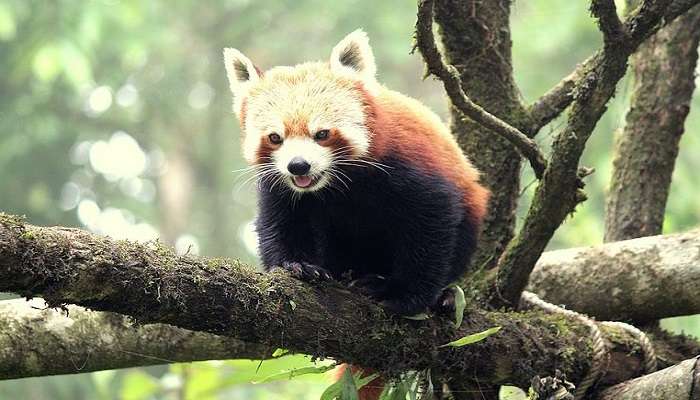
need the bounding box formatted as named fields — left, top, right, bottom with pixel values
left=223, top=30, right=378, bottom=193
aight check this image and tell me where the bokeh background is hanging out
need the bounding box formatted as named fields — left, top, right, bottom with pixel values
left=0, top=0, right=698, bottom=399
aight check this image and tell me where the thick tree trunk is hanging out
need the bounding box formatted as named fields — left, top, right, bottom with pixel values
left=604, top=4, right=700, bottom=242
left=434, top=0, right=531, bottom=271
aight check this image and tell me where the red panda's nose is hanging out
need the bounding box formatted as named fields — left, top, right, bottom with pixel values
left=287, top=157, right=311, bottom=176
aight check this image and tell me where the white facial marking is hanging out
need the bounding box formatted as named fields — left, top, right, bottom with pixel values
left=241, top=64, right=371, bottom=165
left=273, top=137, right=333, bottom=192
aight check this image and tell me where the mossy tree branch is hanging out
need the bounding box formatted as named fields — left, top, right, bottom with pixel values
left=527, top=67, right=585, bottom=132
left=3, top=228, right=700, bottom=380
left=492, top=0, right=700, bottom=308
left=0, top=213, right=692, bottom=389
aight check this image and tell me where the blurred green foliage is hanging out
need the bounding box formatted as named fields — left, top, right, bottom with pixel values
left=0, top=0, right=698, bottom=399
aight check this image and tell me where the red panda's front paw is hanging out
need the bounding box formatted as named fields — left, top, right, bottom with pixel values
left=277, top=261, right=333, bottom=282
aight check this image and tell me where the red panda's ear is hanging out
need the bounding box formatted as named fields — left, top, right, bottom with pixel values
left=330, top=29, right=377, bottom=87
left=223, top=48, right=260, bottom=114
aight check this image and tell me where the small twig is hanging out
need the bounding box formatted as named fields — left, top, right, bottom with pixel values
left=414, top=0, right=547, bottom=179
left=527, top=66, right=584, bottom=131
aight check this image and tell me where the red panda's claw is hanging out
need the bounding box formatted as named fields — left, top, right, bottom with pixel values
left=279, top=261, right=333, bottom=282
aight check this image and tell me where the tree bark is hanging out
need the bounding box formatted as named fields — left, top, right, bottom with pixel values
left=0, top=298, right=267, bottom=380
left=604, top=4, right=700, bottom=242
left=527, top=229, right=700, bottom=322
left=433, top=0, right=531, bottom=271
left=0, top=213, right=690, bottom=388
left=598, top=357, right=700, bottom=399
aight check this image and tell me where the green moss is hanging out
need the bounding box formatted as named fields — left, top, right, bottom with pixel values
left=0, top=212, right=26, bottom=225
left=19, top=231, right=35, bottom=240
left=205, top=257, right=229, bottom=270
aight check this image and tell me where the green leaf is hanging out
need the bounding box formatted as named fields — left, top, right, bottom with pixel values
left=321, top=367, right=358, bottom=400
left=320, top=367, right=379, bottom=400
left=289, top=299, right=297, bottom=310
left=355, top=371, right=380, bottom=390
left=320, top=379, right=343, bottom=400
left=499, top=385, right=528, bottom=400
left=403, top=313, right=430, bottom=320
left=339, top=367, right=360, bottom=400
left=180, top=364, right=220, bottom=400
left=439, top=326, right=501, bottom=348
left=90, top=370, right=116, bottom=400
left=381, top=381, right=409, bottom=400
left=187, top=355, right=334, bottom=397
left=450, top=284, right=467, bottom=328
left=60, top=41, right=93, bottom=88
left=255, top=364, right=335, bottom=383
left=272, top=348, right=290, bottom=357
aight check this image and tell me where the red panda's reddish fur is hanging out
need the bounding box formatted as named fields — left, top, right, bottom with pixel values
left=359, top=85, right=490, bottom=227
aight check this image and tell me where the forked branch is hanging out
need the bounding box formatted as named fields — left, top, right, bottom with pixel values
left=414, top=0, right=548, bottom=179
left=493, top=0, right=700, bottom=308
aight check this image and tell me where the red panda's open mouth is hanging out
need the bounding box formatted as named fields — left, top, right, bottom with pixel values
left=292, top=175, right=319, bottom=189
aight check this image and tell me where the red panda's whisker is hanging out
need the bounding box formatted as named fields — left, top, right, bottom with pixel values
left=234, top=164, right=275, bottom=181
left=234, top=165, right=279, bottom=193
left=327, top=169, right=351, bottom=191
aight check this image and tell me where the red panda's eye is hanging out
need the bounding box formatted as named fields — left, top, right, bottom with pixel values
left=268, top=133, right=283, bottom=144
left=314, top=130, right=330, bottom=141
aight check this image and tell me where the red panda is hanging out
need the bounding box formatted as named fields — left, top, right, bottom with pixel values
left=223, top=29, right=489, bottom=316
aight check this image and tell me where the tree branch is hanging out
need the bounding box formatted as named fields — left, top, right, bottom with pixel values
left=526, top=0, right=699, bottom=131
left=0, top=213, right=689, bottom=388
left=0, top=298, right=268, bottom=380
left=4, top=228, right=699, bottom=380
left=605, top=3, right=700, bottom=242
left=598, top=357, right=700, bottom=399
left=492, top=0, right=700, bottom=308
left=527, top=66, right=585, bottom=131
left=591, top=0, right=629, bottom=47
left=415, top=0, right=547, bottom=179
left=528, top=229, right=700, bottom=322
